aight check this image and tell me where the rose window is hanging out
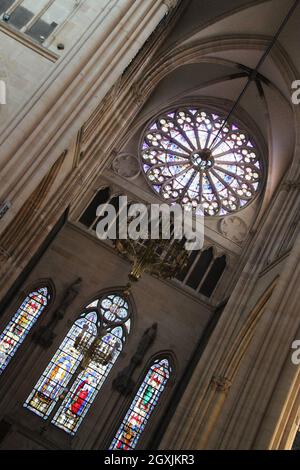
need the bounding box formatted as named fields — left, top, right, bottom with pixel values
left=140, top=108, right=262, bottom=216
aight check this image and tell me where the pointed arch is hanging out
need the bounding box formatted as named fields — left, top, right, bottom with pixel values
left=200, top=254, right=227, bottom=298
left=0, top=280, right=54, bottom=375
left=187, top=247, right=214, bottom=290
left=24, top=289, right=133, bottom=435
left=110, top=354, right=174, bottom=450
left=79, top=186, right=110, bottom=228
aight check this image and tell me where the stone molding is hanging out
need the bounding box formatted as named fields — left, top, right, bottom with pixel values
left=0, top=23, right=59, bottom=63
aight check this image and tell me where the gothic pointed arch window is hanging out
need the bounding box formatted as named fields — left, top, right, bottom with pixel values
left=0, top=285, right=52, bottom=375
left=110, top=358, right=171, bottom=450
left=24, top=291, right=132, bottom=435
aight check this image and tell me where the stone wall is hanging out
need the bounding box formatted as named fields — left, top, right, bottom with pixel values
left=0, top=222, right=212, bottom=449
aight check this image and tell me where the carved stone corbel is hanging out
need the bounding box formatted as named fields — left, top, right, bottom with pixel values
left=113, top=323, right=157, bottom=396
left=131, top=83, right=145, bottom=106
left=163, top=0, right=178, bottom=11
left=211, top=375, right=232, bottom=393
left=281, top=180, right=300, bottom=192
left=0, top=246, right=11, bottom=263
left=32, top=278, right=82, bottom=349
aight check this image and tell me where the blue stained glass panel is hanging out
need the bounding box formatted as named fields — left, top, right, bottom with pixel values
left=51, top=332, right=123, bottom=435
left=0, top=287, right=50, bottom=374
left=24, top=315, right=96, bottom=419
left=24, top=293, right=131, bottom=435
left=110, top=359, right=171, bottom=450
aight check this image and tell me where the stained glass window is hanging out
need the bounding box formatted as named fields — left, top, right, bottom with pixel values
left=141, top=108, right=262, bottom=216
left=0, top=287, right=50, bottom=374
left=24, top=293, right=131, bottom=435
left=110, top=358, right=171, bottom=450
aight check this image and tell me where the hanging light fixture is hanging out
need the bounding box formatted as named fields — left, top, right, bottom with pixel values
left=114, top=1, right=300, bottom=292
left=114, top=236, right=189, bottom=294
left=74, top=324, right=118, bottom=368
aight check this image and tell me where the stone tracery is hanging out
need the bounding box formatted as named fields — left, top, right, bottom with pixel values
left=141, top=108, right=262, bottom=216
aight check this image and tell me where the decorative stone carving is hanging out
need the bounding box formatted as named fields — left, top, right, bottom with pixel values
left=163, top=0, right=178, bottom=10
left=112, top=153, right=141, bottom=180
left=0, top=246, right=10, bottom=262
left=32, top=278, right=82, bottom=349
left=0, top=201, right=11, bottom=221
left=131, top=83, right=145, bottom=106
left=211, top=375, right=232, bottom=392
left=219, top=216, right=248, bottom=244
left=113, top=323, right=157, bottom=396
left=281, top=180, right=300, bottom=191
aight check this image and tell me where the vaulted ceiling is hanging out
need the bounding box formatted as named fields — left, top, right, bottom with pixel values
left=122, top=0, right=299, bottom=230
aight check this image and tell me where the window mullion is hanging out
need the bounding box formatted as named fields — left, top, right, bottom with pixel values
left=5, top=0, right=23, bottom=15
left=183, top=251, right=201, bottom=285
left=91, top=197, right=113, bottom=232
left=197, top=256, right=215, bottom=292
left=45, top=359, right=83, bottom=425
left=43, top=0, right=83, bottom=48
left=22, top=0, right=55, bottom=33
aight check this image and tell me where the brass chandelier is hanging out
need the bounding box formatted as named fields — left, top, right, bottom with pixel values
left=73, top=235, right=188, bottom=369
left=114, top=237, right=189, bottom=293
left=74, top=324, right=118, bottom=369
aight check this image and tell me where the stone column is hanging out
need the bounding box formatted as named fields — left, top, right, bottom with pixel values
left=160, top=147, right=300, bottom=449
left=0, top=0, right=179, bottom=299
left=0, top=0, right=178, bottom=235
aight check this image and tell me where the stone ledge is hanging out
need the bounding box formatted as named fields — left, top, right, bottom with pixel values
left=0, top=23, right=59, bottom=63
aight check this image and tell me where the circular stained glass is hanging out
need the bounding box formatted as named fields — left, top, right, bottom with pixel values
left=140, top=108, right=263, bottom=216
left=101, top=295, right=129, bottom=323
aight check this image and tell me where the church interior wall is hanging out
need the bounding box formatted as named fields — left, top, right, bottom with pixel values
left=0, top=222, right=212, bottom=449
